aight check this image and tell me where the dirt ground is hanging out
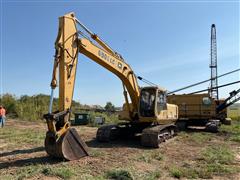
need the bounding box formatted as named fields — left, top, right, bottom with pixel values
left=0, top=119, right=239, bottom=180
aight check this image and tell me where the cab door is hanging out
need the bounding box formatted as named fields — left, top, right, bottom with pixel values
left=139, top=88, right=157, bottom=117
left=156, top=90, right=168, bottom=119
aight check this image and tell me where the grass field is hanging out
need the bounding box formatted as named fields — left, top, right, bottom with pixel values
left=0, top=119, right=240, bottom=179
left=228, top=104, right=240, bottom=119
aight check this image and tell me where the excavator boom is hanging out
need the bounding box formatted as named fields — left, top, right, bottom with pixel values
left=44, top=13, right=89, bottom=160
left=44, top=12, right=178, bottom=160
left=44, top=13, right=141, bottom=160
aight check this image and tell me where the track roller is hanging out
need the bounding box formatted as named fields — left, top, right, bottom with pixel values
left=96, top=124, right=120, bottom=142
left=141, top=124, right=177, bottom=148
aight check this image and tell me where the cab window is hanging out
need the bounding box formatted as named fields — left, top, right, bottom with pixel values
left=157, top=91, right=167, bottom=114
left=140, top=89, right=156, bottom=117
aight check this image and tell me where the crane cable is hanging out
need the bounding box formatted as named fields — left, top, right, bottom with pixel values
left=188, top=80, right=240, bottom=94
left=168, top=68, right=240, bottom=94
left=136, top=68, right=240, bottom=92
left=136, top=75, right=158, bottom=87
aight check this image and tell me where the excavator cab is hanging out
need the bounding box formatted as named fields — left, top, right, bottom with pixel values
left=139, top=87, right=167, bottom=118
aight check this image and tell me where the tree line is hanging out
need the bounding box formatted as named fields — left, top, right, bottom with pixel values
left=0, top=93, right=116, bottom=121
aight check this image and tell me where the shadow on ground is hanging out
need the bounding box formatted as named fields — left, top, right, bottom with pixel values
left=0, top=147, right=62, bottom=169
left=0, top=146, right=45, bottom=157
left=86, top=135, right=153, bottom=149
left=86, top=128, right=223, bottom=149
left=0, top=156, right=62, bottom=169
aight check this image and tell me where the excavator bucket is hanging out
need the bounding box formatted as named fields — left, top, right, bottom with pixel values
left=45, top=128, right=89, bottom=160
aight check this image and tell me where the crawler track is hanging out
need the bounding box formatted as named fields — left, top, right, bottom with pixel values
left=96, top=124, right=120, bottom=142
left=141, top=124, right=177, bottom=147
left=96, top=123, right=177, bottom=148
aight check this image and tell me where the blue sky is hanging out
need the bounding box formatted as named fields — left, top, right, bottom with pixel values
left=1, top=1, right=239, bottom=106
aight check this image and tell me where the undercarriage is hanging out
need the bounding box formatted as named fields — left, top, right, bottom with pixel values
left=96, top=122, right=177, bottom=148
left=175, top=118, right=221, bottom=133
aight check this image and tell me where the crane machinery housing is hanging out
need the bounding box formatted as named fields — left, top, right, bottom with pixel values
left=44, top=12, right=178, bottom=160
left=167, top=24, right=239, bottom=131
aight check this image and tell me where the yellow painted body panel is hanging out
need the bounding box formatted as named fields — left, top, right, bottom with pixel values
left=168, top=94, right=227, bottom=120
left=78, top=38, right=140, bottom=114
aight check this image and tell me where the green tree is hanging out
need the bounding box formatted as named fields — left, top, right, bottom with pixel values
left=104, top=102, right=115, bottom=112
left=0, top=93, right=84, bottom=121
left=0, top=94, right=18, bottom=117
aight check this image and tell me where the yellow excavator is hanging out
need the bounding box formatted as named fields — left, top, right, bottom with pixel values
left=44, top=12, right=178, bottom=160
